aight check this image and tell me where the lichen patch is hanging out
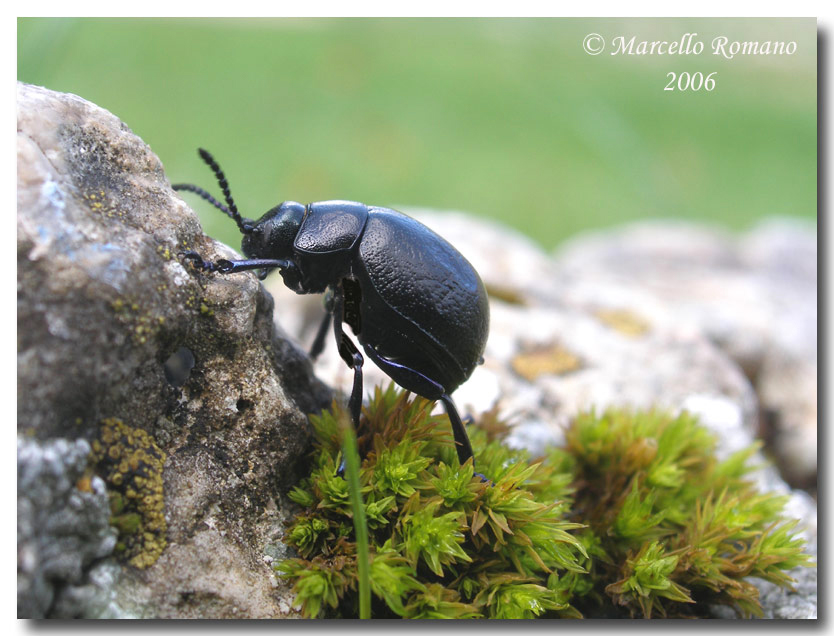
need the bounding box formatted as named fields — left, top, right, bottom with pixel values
left=511, top=343, right=582, bottom=381
left=92, top=417, right=167, bottom=569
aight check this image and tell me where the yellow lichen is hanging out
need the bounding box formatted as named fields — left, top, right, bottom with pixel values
left=76, top=475, right=93, bottom=493
left=83, top=189, right=123, bottom=218
left=594, top=308, right=651, bottom=337
left=92, top=418, right=167, bottom=569
left=484, top=283, right=528, bottom=306
left=110, top=296, right=165, bottom=346
left=511, top=343, right=582, bottom=381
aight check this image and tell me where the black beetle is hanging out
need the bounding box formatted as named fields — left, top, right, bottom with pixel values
left=173, top=148, right=490, bottom=471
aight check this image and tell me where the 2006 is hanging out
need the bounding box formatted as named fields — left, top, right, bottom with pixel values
left=665, top=72, right=717, bottom=91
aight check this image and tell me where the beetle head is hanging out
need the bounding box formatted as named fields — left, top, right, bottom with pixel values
left=241, top=201, right=305, bottom=259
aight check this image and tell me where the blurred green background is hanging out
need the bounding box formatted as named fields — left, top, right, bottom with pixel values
left=18, top=17, right=816, bottom=250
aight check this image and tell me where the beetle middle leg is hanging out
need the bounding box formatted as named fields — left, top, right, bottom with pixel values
left=337, top=336, right=364, bottom=433
left=309, top=303, right=333, bottom=361
left=330, top=283, right=367, bottom=475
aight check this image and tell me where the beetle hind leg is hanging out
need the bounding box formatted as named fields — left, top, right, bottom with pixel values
left=360, top=344, right=486, bottom=480
left=439, top=394, right=490, bottom=483
left=342, top=340, right=364, bottom=434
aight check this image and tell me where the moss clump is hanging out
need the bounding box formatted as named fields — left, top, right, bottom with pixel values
left=276, top=385, right=811, bottom=619
left=92, top=417, right=167, bottom=569
left=561, top=409, right=812, bottom=618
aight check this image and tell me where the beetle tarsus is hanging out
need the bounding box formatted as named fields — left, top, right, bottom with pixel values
left=347, top=350, right=364, bottom=430
left=181, top=251, right=219, bottom=272
left=439, top=393, right=476, bottom=468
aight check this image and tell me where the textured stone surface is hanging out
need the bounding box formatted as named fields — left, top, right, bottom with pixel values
left=17, top=82, right=330, bottom=618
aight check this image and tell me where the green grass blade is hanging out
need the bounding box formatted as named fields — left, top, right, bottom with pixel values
left=341, top=411, right=371, bottom=619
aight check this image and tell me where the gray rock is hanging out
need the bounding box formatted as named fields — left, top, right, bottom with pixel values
left=755, top=564, right=817, bottom=619
left=50, top=561, right=128, bottom=619
left=17, top=437, right=116, bottom=618
left=17, top=82, right=330, bottom=618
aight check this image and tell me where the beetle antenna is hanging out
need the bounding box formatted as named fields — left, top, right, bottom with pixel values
left=172, top=148, right=252, bottom=234
left=171, top=183, right=234, bottom=217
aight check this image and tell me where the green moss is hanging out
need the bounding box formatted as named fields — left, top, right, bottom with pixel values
left=276, top=385, right=811, bottom=619
left=92, top=418, right=167, bottom=569
left=555, top=408, right=812, bottom=618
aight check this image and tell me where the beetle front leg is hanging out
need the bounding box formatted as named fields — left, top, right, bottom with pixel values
left=181, top=251, right=296, bottom=280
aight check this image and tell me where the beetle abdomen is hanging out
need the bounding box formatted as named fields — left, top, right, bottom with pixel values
left=357, top=208, right=489, bottom=391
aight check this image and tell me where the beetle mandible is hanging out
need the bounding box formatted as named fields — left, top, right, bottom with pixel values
left=173, top=148, right=490, bottom=471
